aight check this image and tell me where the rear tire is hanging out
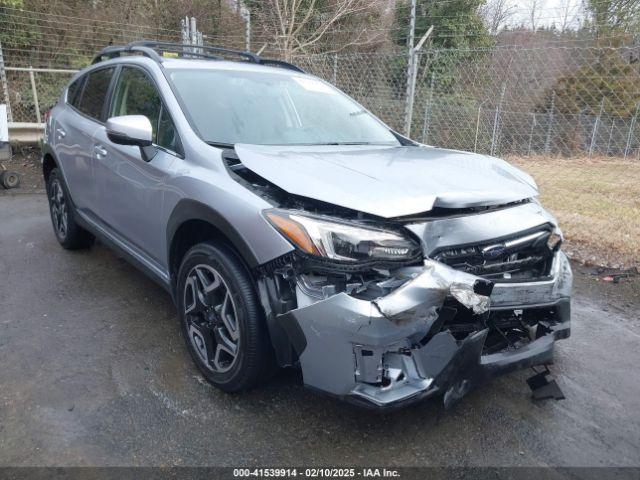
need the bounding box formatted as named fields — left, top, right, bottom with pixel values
left=177, top=242, right=275, bottom=392
left=46, top=168, right=95, bottom=250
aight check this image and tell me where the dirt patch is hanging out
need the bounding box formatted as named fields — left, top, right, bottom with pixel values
left=0, top=146, right=45, bottom=194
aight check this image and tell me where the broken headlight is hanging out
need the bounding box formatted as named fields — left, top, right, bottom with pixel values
left=265, top=209, right=421, bottom=264
left=547, top=230, right=563, bottom=252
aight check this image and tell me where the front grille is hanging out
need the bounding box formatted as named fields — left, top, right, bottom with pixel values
left=433, top=227, right=555, bottom=281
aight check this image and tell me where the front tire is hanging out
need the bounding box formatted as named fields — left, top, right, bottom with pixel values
left=177, top=242, right=274, bottom=392
left=46, top=168, right=94, bottom=250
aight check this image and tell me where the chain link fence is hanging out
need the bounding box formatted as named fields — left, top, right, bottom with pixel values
left=297, top=47, right=640, bottom=160
left=296, top=47, right=640, bottom=268
left=0, top=9, right=638, bottom=267
left=1, top=66, right=76, bottom=123
left=5, top=47, right=639, bottom=159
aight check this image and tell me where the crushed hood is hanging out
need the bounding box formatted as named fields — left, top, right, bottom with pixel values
left=234, top=144, right=538, bottom=218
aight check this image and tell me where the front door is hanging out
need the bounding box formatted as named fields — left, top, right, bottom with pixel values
left=92, top=66, right=182, bottom=267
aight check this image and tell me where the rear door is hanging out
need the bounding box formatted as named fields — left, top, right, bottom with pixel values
left=92, top=65, right=182, bottom=265
left=53, top=67, right=115, bottom=216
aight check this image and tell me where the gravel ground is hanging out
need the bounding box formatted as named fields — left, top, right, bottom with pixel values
left=0, top=146, right=45, bottom=193
left=0, top=194, right=639, bottom=468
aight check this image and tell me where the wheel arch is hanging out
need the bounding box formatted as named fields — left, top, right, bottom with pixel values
left=167, top=200, right=261, bottom=295
left=42, top=146, right=58, bottom=184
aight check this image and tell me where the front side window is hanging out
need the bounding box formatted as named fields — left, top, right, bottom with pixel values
left=168, top=69, right=399, bottom=146
left=77, top=68, right=114, bottom=120
left=110, top=67, right=179, bottom=152
left=67, top=76, right=85, bottom=107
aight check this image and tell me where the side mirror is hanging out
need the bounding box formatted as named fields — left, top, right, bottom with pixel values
left=106, top=115, right=153, bottom=147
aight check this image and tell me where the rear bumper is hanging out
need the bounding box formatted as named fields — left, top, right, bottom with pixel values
left=278, top=252, right=572, bottom=409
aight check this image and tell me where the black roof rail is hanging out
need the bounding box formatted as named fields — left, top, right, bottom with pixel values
left=91, top=40, right=305, bottom=73
left=258, top=58, right=305, bottom=73
left=91, top=44, right=163, bottom=64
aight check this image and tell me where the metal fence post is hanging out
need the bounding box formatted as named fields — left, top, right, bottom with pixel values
left=403, top=0, right=416, bottom=137
left=589, top=97, right=605, bottom=158
left=528, top=113, right=536, bottom=156
left=544, top=91, right=555, bottom=155
left=190, top=17, right=197, bottom=46
left=474, top=101, right=483, bottom=152
left=28, top=66, right=41, bottom=124
left=624, top=104, right=639, bottom=159
left=243, top=9, right=251, bottom=52
left=404, top=27, right=433, bottom=138
left=490, top=83, right=506, bottom=156
left=421, top=70, right=435, bottom=143
left=0, top=41, right=13, bottom=122
left=606, top=119, right=614, bottom=156
left=332, top=53, right=338, bottom=85
left=181, top=17, right=189, bottom=44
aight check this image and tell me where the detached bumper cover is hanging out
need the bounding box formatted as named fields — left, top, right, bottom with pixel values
left=278, top=252, right=572, bottom=408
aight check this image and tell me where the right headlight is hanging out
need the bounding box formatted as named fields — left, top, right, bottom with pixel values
left=264, top=209, right=421, bottom=264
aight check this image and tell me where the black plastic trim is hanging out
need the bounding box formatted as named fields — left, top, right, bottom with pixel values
left=75, top=213, right=172, bottom=295
left=166, top=199, right=262, bottom=274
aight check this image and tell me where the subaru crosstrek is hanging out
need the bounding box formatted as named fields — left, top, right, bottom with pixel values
left=42, top=41, right=572, bottom=409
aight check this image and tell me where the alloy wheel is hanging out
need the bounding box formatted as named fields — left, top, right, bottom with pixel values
left=183, top=264, right=241, bottom=373
left=50, top=179, right=68, bottom=240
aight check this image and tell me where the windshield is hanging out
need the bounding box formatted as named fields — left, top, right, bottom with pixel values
left=168, top=68, right=399, bottom=146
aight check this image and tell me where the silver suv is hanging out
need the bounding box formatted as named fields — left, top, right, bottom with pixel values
left=43, top=41, right=572, bottom=409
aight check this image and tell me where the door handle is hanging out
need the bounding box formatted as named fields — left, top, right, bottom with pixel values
left=94, top=145, right=107, bottom=157
left=56, top=128, right=66, bottom=138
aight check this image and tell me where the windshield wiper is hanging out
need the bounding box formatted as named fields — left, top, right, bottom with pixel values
left=205, top=141, right=235, bottom=149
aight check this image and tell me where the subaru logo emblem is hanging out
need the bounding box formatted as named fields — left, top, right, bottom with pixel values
left=482, top=245, right=507, bottom=259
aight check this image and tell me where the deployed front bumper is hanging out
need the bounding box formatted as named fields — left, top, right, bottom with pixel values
left=278, top=252, right=572, bottom=409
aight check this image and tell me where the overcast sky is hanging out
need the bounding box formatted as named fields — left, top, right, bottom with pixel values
left=503, top=0, right=586, bottom=29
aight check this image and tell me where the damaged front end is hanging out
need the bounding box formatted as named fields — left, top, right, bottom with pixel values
left=226, top=147, right=572, bottom=409
left=255, top=205, right=572, bottom=409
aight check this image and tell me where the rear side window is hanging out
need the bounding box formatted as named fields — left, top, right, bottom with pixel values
left=66, top=77, right=84, bottom=107
left=77, top=68, right=114, bottom=121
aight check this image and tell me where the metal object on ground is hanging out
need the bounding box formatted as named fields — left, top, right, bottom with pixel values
left=0, top=170, right=20, bottom=189
left=0, top=103, right=11, bottom=159
left=527, top=368, right=565, bottom=401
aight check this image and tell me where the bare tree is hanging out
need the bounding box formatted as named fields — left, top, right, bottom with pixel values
left=526, top=0, right=545, bottom=31
left=558, top=0, right=582, bottom=32
left=479, top=0, right=516, bottom=34
left=256, top=0, right=384, bottom=60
